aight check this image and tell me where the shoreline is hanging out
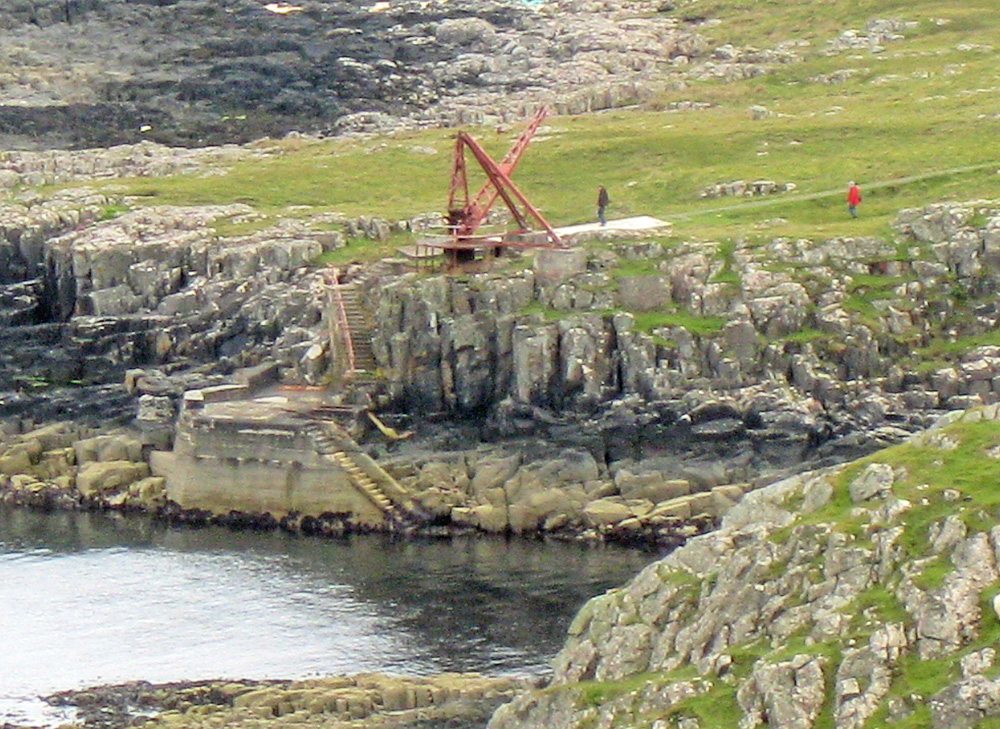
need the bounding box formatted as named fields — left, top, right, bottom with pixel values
left=0, top=411, right=724, bottom=552
left=7, top=673, right=532, bottom=729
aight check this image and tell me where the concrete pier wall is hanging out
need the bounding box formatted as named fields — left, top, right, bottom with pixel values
left=154, top=451, right=384, bottom=523
left=152, top=397, right=386, bottom=525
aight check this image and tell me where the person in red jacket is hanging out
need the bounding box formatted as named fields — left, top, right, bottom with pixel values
left=847, top=181, right=862, bottom=218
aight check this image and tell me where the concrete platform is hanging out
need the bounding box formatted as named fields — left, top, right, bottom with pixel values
left=553, top=215, right=671, bottom=238
left=153, top=386, right=395, bottom=525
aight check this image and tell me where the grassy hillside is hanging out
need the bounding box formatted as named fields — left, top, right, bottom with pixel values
left=89, top=0, right=1000, bottom=247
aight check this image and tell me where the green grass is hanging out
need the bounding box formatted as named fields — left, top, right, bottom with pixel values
left=849, top=584, right=909, bottom=625
left=710, top=239, right=740, bottom=285
left=841, top=272, right=912, bottom=320
left=576, top=672, right=669, bottom=707
left=71, top=0, right=1000, bottom=255
left=313, top=233, right=412, bottom=266
left=911, top=553, right=954, bottom=592
left=781, top=327, right=831, bottom=344
left=632, top=310, right=728, bottom=336
left=859, top=648, right=956, bottom=729
left=664, top=683, right=742, bottom=728
left=99, top=203, right=129, bottom=221
left=610, top=257, right=665, bottom=278
left=916, top=327, right=1000, bottom=362
left=114, top=134, right=456, bottom=219
left=574, top=670, right=744, bottom=729
left=518, top=302, right=567, bottom=322
left=786, top=417, right=1000, bottom=579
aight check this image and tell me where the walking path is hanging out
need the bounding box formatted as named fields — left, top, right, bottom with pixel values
left=665, top=162, right=1000, bottom=221
left=554, top=215, right=671, bottom=237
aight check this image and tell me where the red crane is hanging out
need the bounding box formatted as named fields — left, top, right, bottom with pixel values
left=444, top=108, right=562, bottom=258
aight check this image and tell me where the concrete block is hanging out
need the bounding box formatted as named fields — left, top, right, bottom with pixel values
left=534, top=248, right=588, bottom=281
left=234, top=361, right=281, bottom=391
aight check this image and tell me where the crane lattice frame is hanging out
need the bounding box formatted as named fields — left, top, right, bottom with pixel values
left=445, top=107, right=562, bottom=249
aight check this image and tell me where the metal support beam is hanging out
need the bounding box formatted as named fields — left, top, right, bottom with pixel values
left=445, top=107, right=561, bottom=248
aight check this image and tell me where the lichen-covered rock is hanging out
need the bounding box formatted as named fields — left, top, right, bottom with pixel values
left=487, top=405, right=1000, bottom=729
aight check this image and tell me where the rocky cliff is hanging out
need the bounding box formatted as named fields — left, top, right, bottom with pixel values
left=488, top=404, right=1000, bottom=729
left=366, top=201, right=1000, bottom=460
left=3, top=151, right=1000, bottom=541
left=369, top=202, right=1000, bottom=431
left=0, top=143, right=340, bottom=425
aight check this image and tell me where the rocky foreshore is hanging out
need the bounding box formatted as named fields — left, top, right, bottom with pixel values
left=39, top=672, right=528, bottom=729
left=0, top=414, right=722, bottom=549
left=0, top=1, right=910, bottom=149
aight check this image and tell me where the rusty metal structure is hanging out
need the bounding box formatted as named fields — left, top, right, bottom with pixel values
left=427, top=107, right=563, bottom=267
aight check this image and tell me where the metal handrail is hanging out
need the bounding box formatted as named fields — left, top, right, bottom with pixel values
left=326, top=267, right=356, bottom=375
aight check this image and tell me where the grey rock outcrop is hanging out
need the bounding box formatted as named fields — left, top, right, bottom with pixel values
left=0, top=193, right=345, bottom=426
left=0, top=0, right=799, bottom=149
left=365, top=201, right=1000, bottom=460
left=488, top=404, right=1000, bottom=729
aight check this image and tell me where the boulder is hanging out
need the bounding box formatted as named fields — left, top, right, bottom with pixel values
left=451, top=503, right=509, bottom=533
left=0, top=449, right=33, bottom=476
left=76, top=460, right=149, bottom=497
left=582, top=497, right=632, bottom=527
left=470, top=453, right=521, bottom=497
left=615, top=472, right=691, bottom=502
left=74, top=433, right=143, bottom=464
left=848, top=462, right=895, bottom=503
left=507, top=487, right=580, bottom=533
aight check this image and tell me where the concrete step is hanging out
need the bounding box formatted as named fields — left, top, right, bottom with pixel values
left=329, top=448, right=417, bottom=527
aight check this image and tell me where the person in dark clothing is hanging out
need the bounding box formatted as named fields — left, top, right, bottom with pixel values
left=597, top=185, right=609, bottom=226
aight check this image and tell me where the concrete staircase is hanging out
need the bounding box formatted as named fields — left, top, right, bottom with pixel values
left=336, top=282, right=377, bottom=375
left=304, top=420, right=424, bottom=531
left=329, top=450, right=399, bottom=517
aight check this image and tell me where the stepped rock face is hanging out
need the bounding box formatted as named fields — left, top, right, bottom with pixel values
left=1, top=189, right=999, bottom=458
left=368, top=201, right=1000, bottom=450
left=488, top=404, right=1000, bottom=729
left=0, top=188, right=341, bottom=425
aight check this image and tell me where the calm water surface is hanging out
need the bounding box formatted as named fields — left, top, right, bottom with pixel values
left=0, top=507, right=654, bottom=726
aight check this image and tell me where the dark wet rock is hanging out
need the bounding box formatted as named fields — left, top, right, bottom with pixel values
left=0, top=0, right=719, bottom=149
